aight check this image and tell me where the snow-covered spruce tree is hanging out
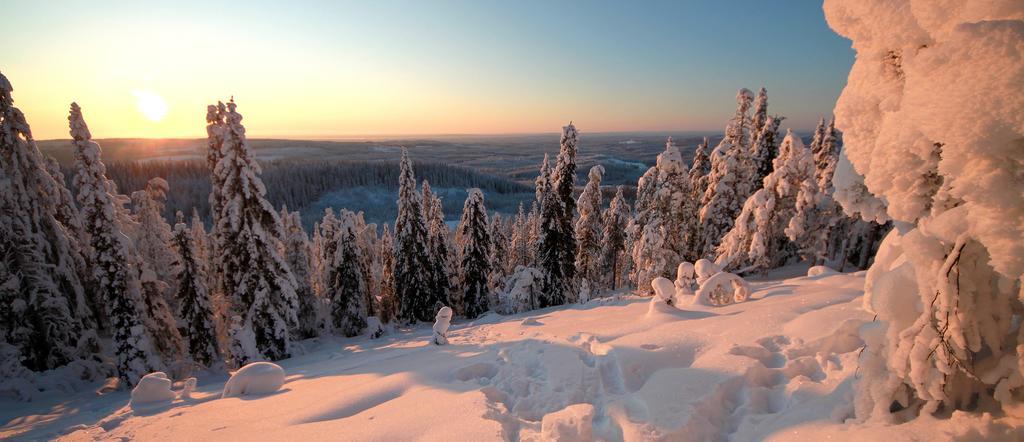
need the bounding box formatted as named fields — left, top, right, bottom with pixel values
left=750, top=87, right=768, bottom=137
left=534, top=153, right=552, bottom=212
left=525, top=201, right=542, bottom=267
left=455, top=189, right=492, bottom=319
left=574, top=165, right=604, bottom=292
left=281, top=209, right=320, bottom=339
left=324, top=210, right=368, bottom=337
left=43, top=156, right=102, bottom=331
left=70, top=103, right=163, bottom=385
left=688, top=136, right=712, bottom=202
left=787, top=118, right=846, bottom=266
left=600, top=186, right=631, bottom=291
left=377, top=224, right=398, bottom=324
left=697, top=89, right=759, bottom=258
left=716, top=130, right=815, bottom=272
left=206, top=102, right=227, bottom=230
left=421, top=181, right=453, bottom=312
left=392, top=148, right=437, bottom=323
left=824, top=0, right=1024, bottom=421
left=750, top=116, right=784, bottom=187
left=214, top=99, right=299, bottom=365
left=488, top=213, right=510, bottom=294
left=131, top=178, right=178, bottom=303
left=537, top=123, right=579, bottom=306
left=509, top=203, right=531, bottom=270
left=172, top=212, right=219, bottom=368
left=814, top=117, right=840, bottom=191
left=807, top=117, right=827, bottom=172
left=631, top=138, right=695, bottom=292
left=0, top=75, right=94, bottom=372
left=353, top=213, right=379, bottom=319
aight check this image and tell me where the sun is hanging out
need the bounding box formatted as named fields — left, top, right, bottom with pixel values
left=133, top=90, right=168, bottom=122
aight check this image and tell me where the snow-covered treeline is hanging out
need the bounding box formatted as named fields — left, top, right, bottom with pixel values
left=2, top=70, right=884, bottom=395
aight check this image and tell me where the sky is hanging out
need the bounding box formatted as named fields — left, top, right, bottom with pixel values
left=3, top=0, right=853, bottom=140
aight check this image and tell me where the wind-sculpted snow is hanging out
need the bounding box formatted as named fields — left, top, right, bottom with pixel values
left=3, top=269, right=1020, bottom=440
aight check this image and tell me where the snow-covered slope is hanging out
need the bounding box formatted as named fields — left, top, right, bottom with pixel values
left=2, top=270, right=1019, bottom=441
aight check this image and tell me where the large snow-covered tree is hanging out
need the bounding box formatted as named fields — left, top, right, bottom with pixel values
left=324, top=210, right=368, bottom=337
left=70, top=102, right=163, bottom=385
left=213, top=99, right=299, bottom=365
left=392, top=149, right=437, bottom=323
left=0, top=74, right=93, bottom=373
left=487, top=213, right=510, bottom=294
left=537, top=123, right=579, bottom=306
left=508, top=203, right=531, bottom=270
left=130, top=178, right=178, bottom=305
left=824, top=0, right=1024, bottom=421
left=716, top=130, right=815, bottom=272
left=172, top=212, right=219, bottom=368
left=455, top=189, right=492, bottom=319
left=750, top=116, right=784, bottom=187
left=574, top=165, right=604, bottom=292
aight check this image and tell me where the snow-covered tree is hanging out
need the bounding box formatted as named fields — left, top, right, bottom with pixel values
left=824, top=0, right=1024, bottom=421
left=600, top=186, right=631, bottom=291
left=574, top=165, right=604, bottom=292
left=495, top=266, right=544, bottom=315
left=70, top=102, right=162, bottom=385
left=750, top=87, right=768, bottom=137
left=392, top=149, right=437, bottom=323
left=0, top=75, right=93, bottom=373
left=488, top=213, right=510, bottom=293
left=377, top=224, right=398, bottom=324
left=454, top=189, right=492, bottom=319
left=131, top=178, right=178, bottom=304
left=172, top=212, right=219, bottom=368
left=750, top=116, right=784, bottom=187
left=281, top=209, right=319, bottom=339
left=698, top=89, right=759, bottom=258
left=324, top=210, right=368, bottom=337
left=631, top=138, right=695, bottom=292
left=687, top=136, right=712, bottom=202
left=508, top=203, right=531, bottom=269
left=716, top=130, right=815, bottom=271
left=537, top=123, right=579, bottom=306
left=213, top=99, right=299, bottom=365
left=421, top=181, right=453, bottom=313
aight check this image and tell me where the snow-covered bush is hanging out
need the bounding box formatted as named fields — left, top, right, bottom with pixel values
left=824, top=0, right=1024, bottom=422
left=807, top=265, right=837, bottom=278
left=694, top=259, right=722, bottom=286
left=693, top=272, right=750, bottom=306
left=130, top=372, right=176, bottom=410
left=496, top=266, right=544, bottom=315
left=222, top=362, right=285, bottom=398
left=432, top=306, right=453, bottom=346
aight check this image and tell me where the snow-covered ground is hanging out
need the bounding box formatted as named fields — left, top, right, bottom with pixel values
left=2, top=268, right=1019, bottom=441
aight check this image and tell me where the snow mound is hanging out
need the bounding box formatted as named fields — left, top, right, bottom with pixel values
left=540, top=403, right=595, bottom=441
left=674, top=262, right=695, bottom=293
left=222, top=362, right=285, bottom=398
left=130, top=372, right=176, bottom=410
left=693, top=271, right=749, bottom=306
left=694, top=259, right=721, bottom=285
left=651, top=277, right=676, bottom=305
left=807, top=265, right=837, bottom=277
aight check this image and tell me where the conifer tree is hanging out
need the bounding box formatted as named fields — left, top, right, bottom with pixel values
left=525, top=201, right=541, bottom=267
left=487, top=213, right=511, bottom=293
left=0, top=74, right=93, bottom=373
left=70, top=102, right=163, bottom=384
left=392, top=148, right=436, bottom=323
left=574, top=165, right=605, bottom=292
left=750, top=87, right=769, bottom=136
left=172, top=212, right=219, bottom=368
left=716, top=130, right=816, bottom=271
left=214, top=99, right=299, bottom=365
left=131, top=178, right=178, bottom=305
left=455, top=189, right=492, bottom=318
left=750, top=116, right=784, bottom=186
left=537, top=123, right=579, bottom=306
left=687, top=137, right=712, bottom=202
left=282, top=210, right=319, bottom=339
left=600, top=186, right=630, bottom=291
left=377, top=224, right=398, bottom=324
left=421, top=181, right=453, bottom=311
left=631, top=138, right=694, bottom=291
left=325, top=210, right=368, bottom=336
left=509, top=203, right=531, bottom=269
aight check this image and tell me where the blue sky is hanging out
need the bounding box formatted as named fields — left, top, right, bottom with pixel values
left=4, top=0, right=853, bottom=138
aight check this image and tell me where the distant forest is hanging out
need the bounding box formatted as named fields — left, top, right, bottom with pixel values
left=63, top=160, right=537, bottom=228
